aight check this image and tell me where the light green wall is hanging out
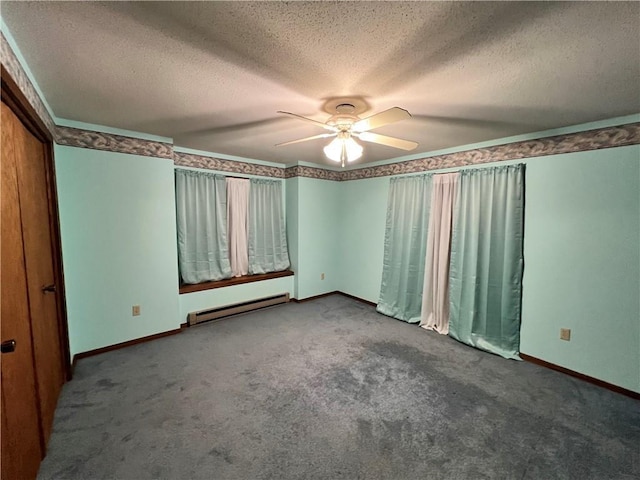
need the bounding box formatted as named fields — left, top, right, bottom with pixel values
left=54, top=146, right=181, bottom=357
left=520, top=146, right=639, bottom=393
left=56, top=150, right=296, bottom=356
left=337, top=177, right=389, bottom=303
left=285, top=177, right=300, bottom=298
left=334, top=145, right=640, bottom=393
left=295, top=177, right=341, bottom=299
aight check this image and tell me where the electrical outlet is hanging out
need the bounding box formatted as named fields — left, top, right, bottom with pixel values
left=132, top=305, right=141, bottom=316
left=560, top=328, right=571, bottom=341
left=321, top=273, right=325, bottom=280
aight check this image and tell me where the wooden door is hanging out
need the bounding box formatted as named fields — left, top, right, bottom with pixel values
left=1, top=100, right=44, bottom=480
left=13, top=102, right=66, bottom=444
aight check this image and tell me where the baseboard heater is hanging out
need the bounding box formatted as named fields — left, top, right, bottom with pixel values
left=187, top=292, right=290, bottom=326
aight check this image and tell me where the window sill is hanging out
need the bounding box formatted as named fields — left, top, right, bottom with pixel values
left=179, top=269, right=294, bottom=295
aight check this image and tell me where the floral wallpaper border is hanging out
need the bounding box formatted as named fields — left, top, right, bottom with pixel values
left=56, top=126, right=174, bottom=159
left=284, top=165, right=342, bottom=181
left=174, top=152, right=285, bottom=178
left=340, top=122, right=640, bottom=181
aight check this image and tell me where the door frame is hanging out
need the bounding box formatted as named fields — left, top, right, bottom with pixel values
left=1, top=66, right=71, bottom=381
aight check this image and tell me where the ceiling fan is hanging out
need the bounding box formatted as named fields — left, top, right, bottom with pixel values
left=276, top=103, right=418, bottom=167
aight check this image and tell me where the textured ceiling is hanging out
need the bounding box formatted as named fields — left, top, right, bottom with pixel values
left=2, top=1, right=639, bottom=166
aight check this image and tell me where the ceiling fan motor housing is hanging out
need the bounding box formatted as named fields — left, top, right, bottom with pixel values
left=327, top=103, right=359, bottom=131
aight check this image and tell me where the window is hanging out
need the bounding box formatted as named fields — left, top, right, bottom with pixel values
left=175, top=169, right=290, bottom=286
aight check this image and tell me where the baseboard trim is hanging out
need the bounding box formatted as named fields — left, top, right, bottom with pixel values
left=291, top=290, right=377, bottom=308
left=71, top=328, right=183, bottom=373
left=290, top=291, right=340, bottom=303
left=336, top=291, right=377, bottom=307
left=520, top=353, right=640, bottom=400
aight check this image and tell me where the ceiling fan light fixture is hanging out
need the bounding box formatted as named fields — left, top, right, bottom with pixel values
left=323, top=134, right=362, bottom=167
left=278, top=104, right=414, bottom=165
left=323, top=137, right=343, bottom=163
left=343, top=136, right=363, bottom=162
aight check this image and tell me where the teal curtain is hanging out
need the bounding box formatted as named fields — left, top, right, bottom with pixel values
left=248, top=178, right=290, bottom=274
left=448, top=164, right=525, bottom=359
left=377, top=174, right=433, bottom=323
left=175, top=169, right=232, bottom=284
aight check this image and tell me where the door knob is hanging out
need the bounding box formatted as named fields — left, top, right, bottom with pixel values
left=42, top=284, right=56, bottom=293
left=1, top=339, right=16, bottom=353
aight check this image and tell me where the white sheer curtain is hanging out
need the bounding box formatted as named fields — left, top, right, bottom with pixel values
left=420, top=172, right=459, bottom=334
left=226, top=177, right=250, bottom=277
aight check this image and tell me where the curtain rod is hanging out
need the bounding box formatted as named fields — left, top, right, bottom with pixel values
left=174, top=167, right=246, bottom=179
left=175, top=168, right=282, bottom=182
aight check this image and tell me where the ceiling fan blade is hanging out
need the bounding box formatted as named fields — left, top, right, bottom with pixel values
left=352, top=107, right=412, bottom=132
left=356, top=132, right=418, bottom=151
left=275, top=132, right=336, bottom=147
left=277, top=111, right=337, bottom=132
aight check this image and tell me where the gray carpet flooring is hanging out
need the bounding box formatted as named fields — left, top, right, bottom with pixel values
left=39, top=295, right=639, bottom=480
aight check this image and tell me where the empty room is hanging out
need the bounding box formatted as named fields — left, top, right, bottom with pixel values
left=1, top=2, right=638, bottom=479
